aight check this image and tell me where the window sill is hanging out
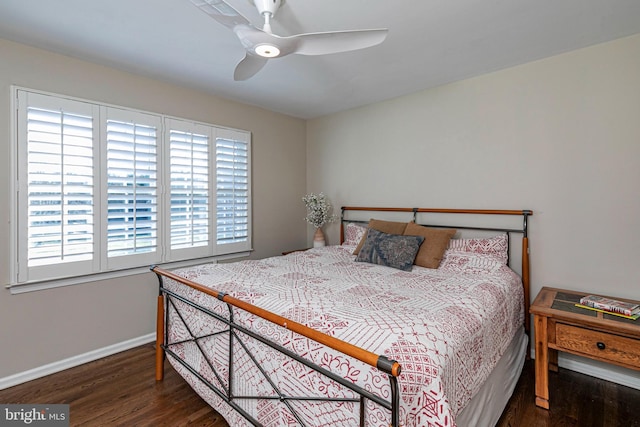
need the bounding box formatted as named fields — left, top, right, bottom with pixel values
left=5, top=251, right=252, bottom=295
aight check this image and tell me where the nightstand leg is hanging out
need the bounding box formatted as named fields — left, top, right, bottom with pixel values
left=549, top=348, right=558, bottom=372
left=534, top=314, right=550, bottom=409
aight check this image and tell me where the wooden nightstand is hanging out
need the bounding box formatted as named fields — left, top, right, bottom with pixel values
left=530, top=287, right=640, bottom=409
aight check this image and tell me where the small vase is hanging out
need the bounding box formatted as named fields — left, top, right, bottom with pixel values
left=313, top=227, right=326, bottom=247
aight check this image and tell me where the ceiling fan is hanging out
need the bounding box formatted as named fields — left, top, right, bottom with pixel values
left=190, top=0, right=389, bottom=81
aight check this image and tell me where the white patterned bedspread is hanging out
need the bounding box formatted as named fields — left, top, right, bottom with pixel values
left=163, top=244, right=524, bottom=427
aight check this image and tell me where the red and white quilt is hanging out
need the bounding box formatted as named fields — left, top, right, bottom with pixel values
left=163, top=244, right=524, bottom=427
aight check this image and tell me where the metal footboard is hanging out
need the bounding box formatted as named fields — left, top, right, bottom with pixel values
left=152, top=266, right=401, bottom=427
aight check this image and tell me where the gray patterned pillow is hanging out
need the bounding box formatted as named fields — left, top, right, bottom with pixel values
left=355, top=228, right=424, bottom=271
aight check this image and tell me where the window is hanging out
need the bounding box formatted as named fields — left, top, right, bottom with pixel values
left=26, top=106, right=94, bottom=268
left=165, top=118, right=213, bottom=261
left=216, top=130, right=251, bottom=253
left=169, top=130, right=209, bottom=250
left=17, top=92, right=99, bottom=282
left=12, top=88, right=252, bottom=287
left=104, top=108, right=162, bottom=270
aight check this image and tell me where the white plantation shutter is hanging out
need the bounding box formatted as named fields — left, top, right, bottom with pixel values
left=17, top=91, right=99, bottom=282
left=166, top=119, right=213, bottom=260
left=104, top=108, right=161, bottom=268
left=169, top=130, right=209, bottom=247
left=27, top=108, right=95, bottom=265
left=216, top=129, right=251, bottom=253
left=12, top=88, right=252, bottom=289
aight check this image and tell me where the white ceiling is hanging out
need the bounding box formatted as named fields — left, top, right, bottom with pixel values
left=1, top=1, right=639, bottom=119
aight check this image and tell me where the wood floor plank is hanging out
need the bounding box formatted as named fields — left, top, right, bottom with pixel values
left=0, top=345, right=226, bottom=427
left=496, top=360, right=640, bottom=427
left=1, top=344, right=639, bottom=426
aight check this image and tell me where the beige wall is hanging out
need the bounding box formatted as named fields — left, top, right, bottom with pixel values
left=308, top=35, right=640, bottom=382
left=0, top=39, right=307, bottom=378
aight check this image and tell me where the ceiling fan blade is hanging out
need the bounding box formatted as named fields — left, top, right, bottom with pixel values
left=234, top=53, right=268, bottom=81
left=291, top=29, right=389, bottom=56
left=190, top=0, right=251, bottom=30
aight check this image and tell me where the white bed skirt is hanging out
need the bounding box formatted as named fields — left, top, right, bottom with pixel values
left=455, top=327, right=527, bottom=427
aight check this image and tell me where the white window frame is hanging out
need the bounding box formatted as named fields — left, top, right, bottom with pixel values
left=215, top=128, right=252, bottom=254
left=101, top=106, right=163, bottom=271
left=9, top=87, right=252, bottom=293
left=15, top=91, right=101, bottom=283
left=164, top=118, right=215, bottom=262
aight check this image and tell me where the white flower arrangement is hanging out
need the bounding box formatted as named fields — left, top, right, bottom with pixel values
left=303, top=192, right=337, bottom=229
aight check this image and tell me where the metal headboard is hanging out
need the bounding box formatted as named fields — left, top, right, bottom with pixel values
left=340, top=207, right=533, bottom=336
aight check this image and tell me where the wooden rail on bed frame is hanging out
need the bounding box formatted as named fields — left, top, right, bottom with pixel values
left=340, top=207, right=533, bottom=337
left=152, top=266, right=401, bottom=378
left=152, top=265, right=403, bottom=426
left=153, top=206, right=532, bottom=427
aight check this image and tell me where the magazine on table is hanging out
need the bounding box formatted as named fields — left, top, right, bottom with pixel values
left=578, top=294, right=640, bottom=317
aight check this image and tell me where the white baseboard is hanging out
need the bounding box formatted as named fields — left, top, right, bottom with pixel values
left=531, top=348, right=640, bottom=390
left=0, top=333, right=156, bottom=391
left=558, top=355, right=640, bottom=390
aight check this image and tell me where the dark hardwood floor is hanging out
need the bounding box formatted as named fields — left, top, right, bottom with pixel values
left=1, top=344, right=638, bottom=426
left=496, top=359, right=640, bottom=427
left=0, top=344, right=227, bottom=427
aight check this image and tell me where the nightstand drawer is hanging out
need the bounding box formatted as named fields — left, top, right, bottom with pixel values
left=555, top=323, right=640, bottom=368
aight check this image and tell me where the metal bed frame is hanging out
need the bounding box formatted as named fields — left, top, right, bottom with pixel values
left=152, top=207, right=532, bottom=427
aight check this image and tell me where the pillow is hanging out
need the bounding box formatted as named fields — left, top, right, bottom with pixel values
left=352, top=219, right=408, bottom=255
left=355, top=229, right=424, bottom=271
left=447, top=233, right=509, bottom=264
left=342, top=222, right=368, bottom=247
left=403, top=222, right=456, bottom=269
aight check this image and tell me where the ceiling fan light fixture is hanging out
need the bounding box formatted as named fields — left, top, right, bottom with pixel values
left=254, top=43, right=280, bottom=58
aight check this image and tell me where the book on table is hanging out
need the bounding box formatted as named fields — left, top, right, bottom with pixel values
left=578, top=294, right=640, bottom=318
left=574, top=304, right=640, bottom=320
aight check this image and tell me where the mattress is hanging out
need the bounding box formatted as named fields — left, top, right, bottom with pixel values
left=162, top=243, right=525, bottom=426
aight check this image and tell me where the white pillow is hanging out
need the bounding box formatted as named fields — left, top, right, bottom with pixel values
left=446, top=234, right=509, bottom=264
left=342, top=222, right=368, bottom=247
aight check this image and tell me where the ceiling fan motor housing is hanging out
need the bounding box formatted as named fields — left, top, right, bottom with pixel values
left=253, top=0, right=282, bottom=17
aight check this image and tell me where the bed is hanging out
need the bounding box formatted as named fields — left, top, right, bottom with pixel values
left=152, top=207, right=533, bottom=427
